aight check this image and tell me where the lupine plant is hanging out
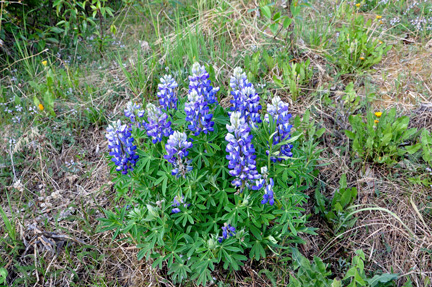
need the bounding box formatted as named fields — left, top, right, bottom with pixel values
left=100, top=63, right=316, bottom=285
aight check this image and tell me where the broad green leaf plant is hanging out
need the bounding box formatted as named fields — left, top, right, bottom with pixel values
left=345, top=108, right=420, bottom=165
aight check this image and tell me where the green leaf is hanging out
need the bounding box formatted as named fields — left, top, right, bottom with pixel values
left=367, top=273, right=398, bottom=287
left=273, top=75, right=284, bottom=88
left=283, top=17, right=293, bottom=29
left=405, top=143, right=421, bottom=154
left=270, top=23, right=279, bottom=35
left=250, top=240, right=266, bottom=260
left=260, top=6, right=272, bottom=19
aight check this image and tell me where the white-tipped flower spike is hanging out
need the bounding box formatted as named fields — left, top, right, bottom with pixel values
left=184, top=90, right=215, bottom=136
left=144, top=103, right=173, bottom=144
left=124, top=101, right=144, bottom=124
left=230, top=67, right=262, bottom=126
left=157, top=75, right=178, bottom=110
left=189, top=62, right=219, bottom=105
left=225, top=112, right=261, bottom=191
left=164, top=131, right=193, bottom=177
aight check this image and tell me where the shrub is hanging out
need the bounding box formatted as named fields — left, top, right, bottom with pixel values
left=99, top=63, right=316, bottom=285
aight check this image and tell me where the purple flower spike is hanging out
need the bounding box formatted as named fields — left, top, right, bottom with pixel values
left=225, top=112, right=261, bottom=191
left=189, top=62, right=219, bottom=105
left=265, top=96, right=293, bottom=162
left=261, top=178, right=275, bottom=206
left=106, top=120, right=139, bottom=175
left=230, top=67, right=262, bottom=126
left=185, top=90, right=215, bottom=136
left=144, top=103, right=173, bottom=144
left=218, top=223, right=236, bottom=243
left=157, top=75, right=178, bottom=111
left=164, top=131, right=193, bottom=177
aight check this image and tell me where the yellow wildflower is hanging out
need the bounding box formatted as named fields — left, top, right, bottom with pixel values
left=38, top=104, right=44, bottom=111
left=374, top=119, right=379, bottom=124
left=355, top=3, right=361, bottom=7
left=375, top=112, right=382, bottom=118
left=42, top=60, right=48, bottom=66
left=376, top=15, right=382, bottom=19
left=360, top=57, right=365, bottom=60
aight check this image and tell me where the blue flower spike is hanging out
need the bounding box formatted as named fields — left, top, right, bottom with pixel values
left=157, top=75, right=178, bottom=111
left=144, top=103, right=173, bottom=144
left=230, top=67, right=262, bottom=126
left=265, top=96, right=293, bottom=162
left=225, top=112, right=261, bottom=192
left=184, top=90, right=215, bottom=136
left=106, top=120, right=139, bottom=175
left=189, top=62, right=219, bottom=105
left=164, top=131, right=193, bottom=177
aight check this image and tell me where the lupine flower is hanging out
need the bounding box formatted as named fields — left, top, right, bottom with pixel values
left=171, top=195, right=190, bottom=213
left=189, top=62, right=219, bottom=105
left=164, top=131, right=193, bottom=177
left=144, top=103, right=173, bottom=144
left=218, top=223, right=236, bottom=243
left=124, top=101, right=145, bottom=124
left=225, top=112, right=261, bottom=191
left=229, top=67, right=262, bottom=125
left=265, top=96, right=293, bottom=162
left=184, top=90, right=215, bottom=136
left=106, top=120, right=139, bottom=174
left=261, top=178, right=275, bottom=205
left=157, top=75, right=178, bottom=110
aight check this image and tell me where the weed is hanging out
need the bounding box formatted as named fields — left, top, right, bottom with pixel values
left=327, top=10, right=391, bottom=74
left=315, top=174, right=358, bottom=231
left=345, top=108, right=420, bottom=165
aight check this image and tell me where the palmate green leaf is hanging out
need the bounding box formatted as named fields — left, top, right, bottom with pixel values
left=137, top=243, right=153, bottom=261
left=250, top=240, right=266, bottom=260
left=168, top=262, right=191, bottom=283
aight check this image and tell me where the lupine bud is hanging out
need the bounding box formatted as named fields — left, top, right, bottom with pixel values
left=265, top=96, right=293, bottom=162
left=106, top=120, right=139, bottom=174
left=261, top=178, right=275, bottom=205
left=218, top=223, right=236, bottom=243
left=164, top=131, right=193, bottom=177
left=189, top=62, right=219, bottom=105
left=144, top=103, right=173, bottom=144
left=171, top=195, right=190, bottom=213
left=157, top=75, right=178, bottom=110
left=124, top=101, right=145, bottom=124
